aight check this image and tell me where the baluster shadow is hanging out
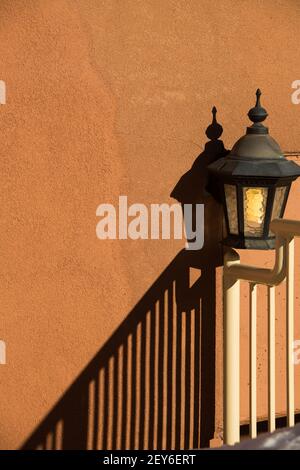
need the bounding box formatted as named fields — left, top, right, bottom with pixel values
left=22, top=108, right=228, bottom=450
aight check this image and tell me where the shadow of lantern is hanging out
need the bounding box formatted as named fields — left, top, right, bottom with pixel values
left=22, top=109, right=228, bottom=451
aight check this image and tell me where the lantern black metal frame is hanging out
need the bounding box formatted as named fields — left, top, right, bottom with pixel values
left=208, top=89, right=300, bottom=250
left=219, top=177, right=291, bottom=249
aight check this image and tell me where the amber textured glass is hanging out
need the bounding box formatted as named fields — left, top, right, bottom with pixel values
left=243, top=187, right=268, bottom=237
left=224, top=184, right=239, bottom=235
left=269, top=186, right=288, bottom=235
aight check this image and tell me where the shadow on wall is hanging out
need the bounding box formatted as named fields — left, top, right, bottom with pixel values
left=22, top=109, right=228, bottom=450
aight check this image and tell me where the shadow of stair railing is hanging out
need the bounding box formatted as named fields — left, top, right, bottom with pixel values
left=22, top=249, right=220, bottom=450
left=22, top=107, right=227, bottom=450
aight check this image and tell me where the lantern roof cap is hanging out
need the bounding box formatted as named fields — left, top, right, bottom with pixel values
left=208, top=89, right=300, bottom=179
left=230, top=133, right=283, bottom=160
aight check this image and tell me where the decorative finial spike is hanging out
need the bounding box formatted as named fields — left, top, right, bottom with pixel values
left=255, top=89, right=262, bottom=107
left=247, top=89, right=268, bottom=134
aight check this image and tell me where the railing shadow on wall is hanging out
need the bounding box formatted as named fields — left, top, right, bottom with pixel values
left=21, top=108, right=228, bottom=451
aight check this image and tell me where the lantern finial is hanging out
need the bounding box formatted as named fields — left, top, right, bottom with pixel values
left=255, top=88, right=262, bottom=107
left=247, top=89, right=268, bottom=134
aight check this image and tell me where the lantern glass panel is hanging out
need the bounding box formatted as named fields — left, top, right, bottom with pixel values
left=269, top=186, right=288, bottom=235
left=243, top=187, right=268, bottom=237
left=224, top=184, right=238, bottom=235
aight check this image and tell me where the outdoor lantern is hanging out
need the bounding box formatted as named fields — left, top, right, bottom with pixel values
left=208, top=89, right=300, bottom=249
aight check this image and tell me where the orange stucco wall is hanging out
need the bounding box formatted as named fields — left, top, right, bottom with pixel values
left=0, top=0, right=300, bottom=449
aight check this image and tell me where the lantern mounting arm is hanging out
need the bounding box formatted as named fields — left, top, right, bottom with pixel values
left=224, top=218, right=300, bottom=286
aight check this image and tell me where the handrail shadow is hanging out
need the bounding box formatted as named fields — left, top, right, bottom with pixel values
left=22, top=108, right=228, bottom=450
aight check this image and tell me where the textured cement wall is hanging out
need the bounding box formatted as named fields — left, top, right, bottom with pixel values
left=0, top=0, right=300, bottom=449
